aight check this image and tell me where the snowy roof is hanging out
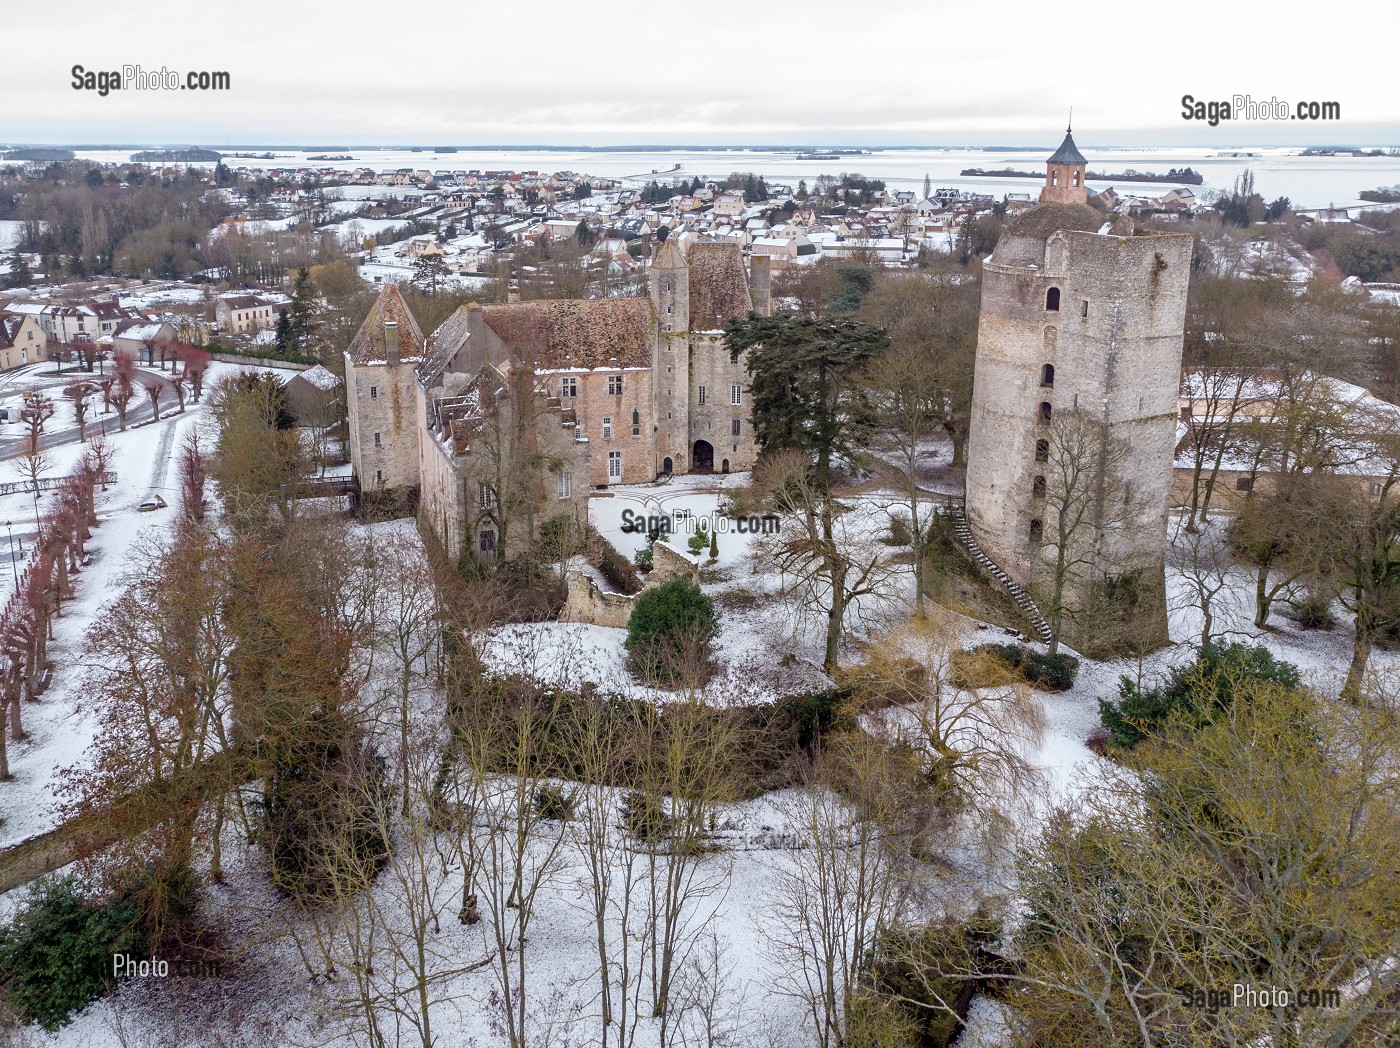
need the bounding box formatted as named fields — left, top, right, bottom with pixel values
left=296, top=364, right=342, bottom=390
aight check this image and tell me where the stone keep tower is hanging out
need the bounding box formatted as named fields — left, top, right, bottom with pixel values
left=649, top=235, right=692, bottom=476
left=964, top=128, right=1192, bottom=652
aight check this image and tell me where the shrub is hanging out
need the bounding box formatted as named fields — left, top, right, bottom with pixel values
left=597, top=545, right=642, bottom=595
left=625, top=577, right=720, bottom=685
left=532, top=784, right=575, bottom=822
left=687, top=532, right=708, bottom=555
left=971, top=643, right=1078, bottom=691
left=0, top=877, right=151, bottom=1030
left=1098, top=642, right=1302, bottom=749
left=1288, top=590, right=1336, bottom=630
left=884, top=514, right=913, bottom=546
left=633, top=543, right=654, bottom=571
left=620, top=790, right=672, bottom=843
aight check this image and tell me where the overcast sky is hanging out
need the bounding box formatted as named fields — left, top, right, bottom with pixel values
left=5, top=0, right=1397, bottom=147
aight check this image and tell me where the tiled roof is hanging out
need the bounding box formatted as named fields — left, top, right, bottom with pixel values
left=346, top=284, right=425, bottom=364
left=687, top=242, right=753, bottom=329
left=482, top=298, right=654, bottom=369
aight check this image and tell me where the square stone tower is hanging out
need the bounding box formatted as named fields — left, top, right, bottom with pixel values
left=964, top=134, right=1192, bottom=654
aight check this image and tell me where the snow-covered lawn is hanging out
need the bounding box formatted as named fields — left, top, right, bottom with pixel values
left=0, top=362, right=271, bottom=849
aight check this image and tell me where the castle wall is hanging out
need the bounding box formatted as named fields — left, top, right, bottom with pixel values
left=688, top=333, right=756, bottom=473
left=345, top=353, right=419, bottom=491
left=965, top=224, right=1192, bottom=650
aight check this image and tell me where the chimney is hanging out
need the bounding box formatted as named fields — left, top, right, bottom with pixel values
left=384, top=321, right=400, bottom=365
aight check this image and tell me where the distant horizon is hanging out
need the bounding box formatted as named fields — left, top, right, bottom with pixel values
left=4, top=141, right=1396, bottom=154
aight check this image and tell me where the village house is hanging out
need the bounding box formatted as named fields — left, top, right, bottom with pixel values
left=215, top=292, right=286, bottom=334
left=0, top=313, right=48, bottom=370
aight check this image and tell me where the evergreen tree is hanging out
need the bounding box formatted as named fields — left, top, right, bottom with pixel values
left=576, top=219, right=597, bottom=248
left=273, top=309, right=293, bottom=354
left=724, top=312, right=889, bottom=490
left=5, top=250, right=32, bottom=289
left=286, top=266, right=317, bottom=353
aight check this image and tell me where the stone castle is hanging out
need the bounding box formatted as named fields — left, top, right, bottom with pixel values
left=965, top=126, right=1192, bottom=652
left=344, top=237, right=769, bottom=561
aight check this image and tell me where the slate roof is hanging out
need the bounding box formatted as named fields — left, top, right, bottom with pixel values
left=1047, top=129, right=1087, bottom=166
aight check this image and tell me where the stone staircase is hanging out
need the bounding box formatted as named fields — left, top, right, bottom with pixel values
left=946, top=506, right=1054, bottom=644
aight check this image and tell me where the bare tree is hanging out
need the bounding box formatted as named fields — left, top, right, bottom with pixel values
left=1036, top=410, right=1140, bottom=655
left=63, top=382, right=96, bottom=442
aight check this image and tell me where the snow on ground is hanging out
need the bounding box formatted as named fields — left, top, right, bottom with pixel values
left=12, top=454, right=1400, bottom=1045
left=0, top=362, right=270, bottom=849
left=117, top=285, right=209, bottom=310
left=0, top=220, right=24, bottom=250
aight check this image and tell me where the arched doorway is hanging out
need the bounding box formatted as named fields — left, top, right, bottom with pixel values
left=692, top=440, right=714, bottom=472
left=721, top=459, right=730, bottom=474
left=662, top=456, right=673, bottom=475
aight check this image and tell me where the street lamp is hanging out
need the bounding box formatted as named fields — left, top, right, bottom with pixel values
left=4, top=521, right=18, bottom=588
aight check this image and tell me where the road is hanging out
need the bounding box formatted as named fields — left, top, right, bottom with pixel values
left=0, top=365, right=172, bottom=462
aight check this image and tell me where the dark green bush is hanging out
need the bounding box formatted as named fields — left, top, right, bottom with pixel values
left=1098, top=642, right=1302, bottom=749
left=620, top=790, right=672, bottom=843
left=625, top=577, right=719, bottom=684
left=532, top=784, right=575, bottom=822
left=972, top=643, right=1079, bottom=691
left=0, top=877, right=150, bottom=1030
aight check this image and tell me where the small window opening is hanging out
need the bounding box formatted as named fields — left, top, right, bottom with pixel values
left=1038, top=402, right=1052, bottom=423
left=1045, top=287, right=1060, bottom=311
left=1029, top=518, right=1044, bottom=542
left=1035, top=439, right=1049, bottom=463
left=1040, top=363, right=1055, bottom=388
left=1032, top=475, right=1046, bottom=499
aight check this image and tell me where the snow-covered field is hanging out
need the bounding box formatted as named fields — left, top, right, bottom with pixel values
left=0, top=362, right=266, bottom=850
left=8, top=445, right=1400, bottom=1047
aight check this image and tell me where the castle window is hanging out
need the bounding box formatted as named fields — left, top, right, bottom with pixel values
left=1029, top=518, right=1044, bottom=542
left=632, top=408, right=641, bottom=436
left=373, top=431, right=382, bottom=447
left=479, top=529, right=496, bottom=553
left=731, top=418, right=742, bottom=436
left=558, top=471, right=572, bottom=499
left=481, top=484, right=495, bottom=509
left=1371, top=482, right=1383, bottom=496
left=1073, top=170, right=1081, bottom=187
left=1051, top=170, right=1059, bottom=187
left=608, top=374, right=623, bottom=395
left=1033, top=475, right=1046, bottom=499
left=730, top=384, right=742, bottom=406
left=561, top=376, right=577, bottom=397
left=1081, top=300, right=1089, bottom=318
left=370, top=385, right=379, bottom=399
left=608, top=451, right=622, bottom=480
left=1045, top=287, right=1060, bottom=312
left=698, top=385, right=706, bottom=405
left=1038, top=402, right=1052, bottom=423
left=1040, top=363, right=1055, bottom=388
left=376, top=469, right=382, bottom=483
left=1035, top=439, right=1049, bottom=463
left=1235, top=476, right=1254, bottom=492
left=603, top=417, right=612, bottom=439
